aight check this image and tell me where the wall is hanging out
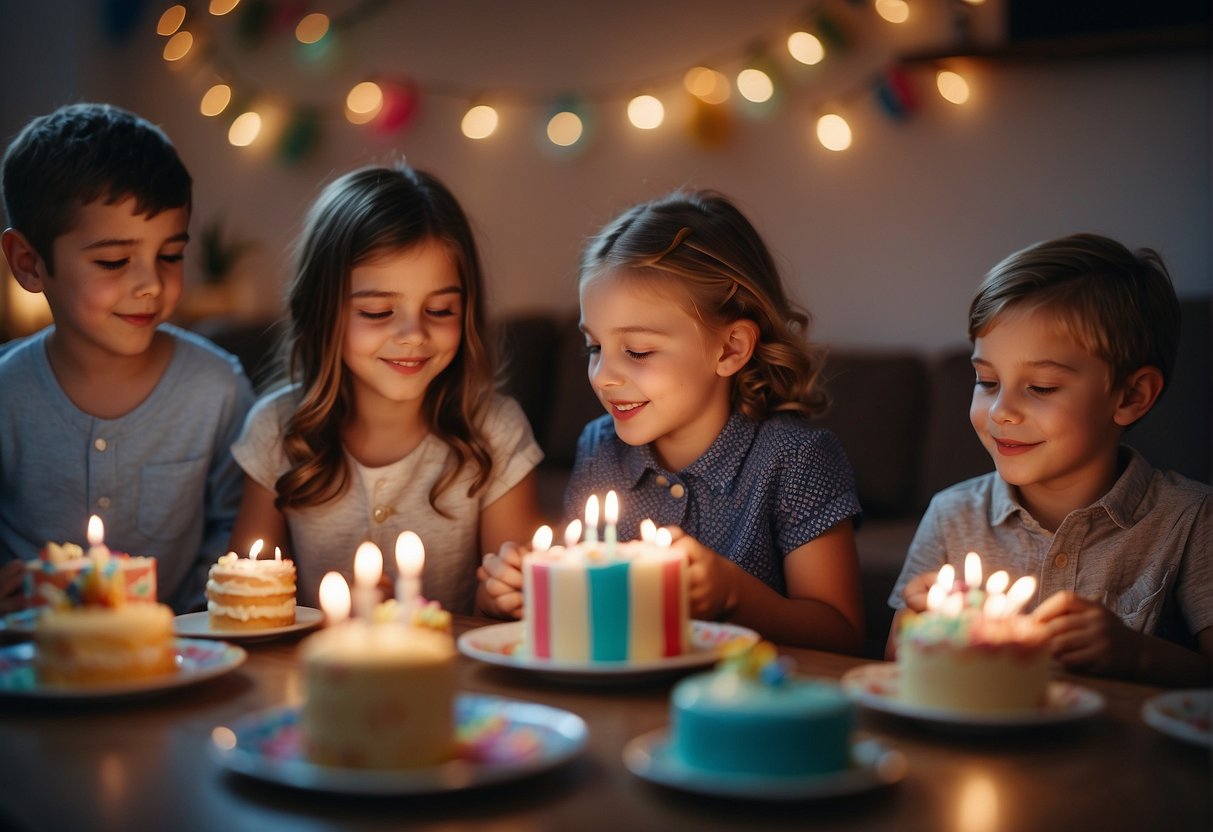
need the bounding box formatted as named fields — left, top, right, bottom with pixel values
left=1, top=0, right=1209, bottom=350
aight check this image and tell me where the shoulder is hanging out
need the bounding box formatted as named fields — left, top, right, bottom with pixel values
left=0, top=328, right=49, bottom=373
left=576, top=413, right=617, bottom=450
left=757, top=414, right=849, bottom=464
left=924, top=472, right=1001, bottom=516
left=480, top=393, right=529, bottom=428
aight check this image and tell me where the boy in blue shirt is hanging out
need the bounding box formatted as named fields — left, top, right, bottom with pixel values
left=889, top=233, right=1211, bottom=687
left=0, top=103, right=253, bottom=613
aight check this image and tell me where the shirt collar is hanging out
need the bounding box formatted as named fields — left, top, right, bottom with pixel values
left=620, top=411, right=758, bottom=493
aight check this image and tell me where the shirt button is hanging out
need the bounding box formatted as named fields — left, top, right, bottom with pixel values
left=94, top=438, right=108, bottom=452
left=655, top=475, right=669, bottom=487
left=97, top=496, right=112, bottom=509
left=373, top=506, right=389, bottom=523
left=669, top=484, right=686, bottom=499
left=1054, top=552, right=1069, bottom=569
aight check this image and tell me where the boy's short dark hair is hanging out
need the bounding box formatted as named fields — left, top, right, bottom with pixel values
left=1, top=102, right=192, bottom=273
left=968, top=232, right=1182, bottom=390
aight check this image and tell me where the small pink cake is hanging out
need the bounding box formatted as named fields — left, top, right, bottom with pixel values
left=25, top=541, right=157, bottom=607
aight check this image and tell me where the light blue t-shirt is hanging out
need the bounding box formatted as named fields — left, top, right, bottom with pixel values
left=0, top=324, right=254, bottom=613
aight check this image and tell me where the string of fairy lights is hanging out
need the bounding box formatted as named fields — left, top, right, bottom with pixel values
left=153, top=0, right=984, bottom=163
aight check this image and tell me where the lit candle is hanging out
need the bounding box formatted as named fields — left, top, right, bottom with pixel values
left=531, top=525, right=553, bottom=553
left=318, top=571, right=352, bottom=626
left=564, top=519, right=582, bottom=549
left=639, top=518, right=657, bottom=544
left=352, top=541, right=383, bottom=620
left=603, top=490, right=618, bottom=557
left=274, top=546, right=283, bottom=562
left=1004, top=576, right=1037, bottom=616
left=964, top=551, right=983, bottom=588
left=86, top=515, right=109, bottom=563
left=584, top=495, right=599, bottom=544
left=248, top=538, right=264, bottom=560
left=655, top=526, right=673, bottom=548
left=394, top=531, right=424, bottom=623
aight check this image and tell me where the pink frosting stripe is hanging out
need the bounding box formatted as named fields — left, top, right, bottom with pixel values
left=662, top=557, right=681, bottom=657
left=531, top=564, right=551, bottom=659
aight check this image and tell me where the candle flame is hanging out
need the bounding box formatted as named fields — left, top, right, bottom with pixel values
left=937, top=563, right=955, bottom=593
left=353, top=541, right=383, bottom=588
left=926, top=583, right=947, bottom=612
left=87, top=515, right=104, bottom=547
left=318, top=571, right=351, bottom=625
left=655, top=527, right=673, bottom=548
left=249, top=538, right=264, bottom=560
left=604, top=490, right=618, bottom=524
left=394, top=531, right=424, bottom=576
left=531, top=525, right=553, bottom=552
left=1005, top=576, right=1037, bottom=615
left=964, top=551, right=982, bottom=588
left=564, top=519, right=582, bottom=548
left=985, top=570, right=1009, bottom=595
left=274, top=546, right=282, bottom=562
left=639, top=518, right=657, bottom=543
left=585, top=494, right=600, bottom=530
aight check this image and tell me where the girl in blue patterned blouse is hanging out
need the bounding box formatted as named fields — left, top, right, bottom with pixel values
left=479, top=190, right=864, bottom=653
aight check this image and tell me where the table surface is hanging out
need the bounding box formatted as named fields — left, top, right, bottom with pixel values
left=0, top=615, right=1208, bottom=832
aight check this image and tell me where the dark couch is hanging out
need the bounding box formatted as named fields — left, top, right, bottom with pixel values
left=193, top=297, right=1211, bottom=658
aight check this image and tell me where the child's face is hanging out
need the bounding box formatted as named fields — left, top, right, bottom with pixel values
left=579, top=271, right=734, bottom=470
left=342, top=239, right=463, bottom=414
left=969, top=305, right=1127, bottom=496
left=42, top=197, right=187, bottom=359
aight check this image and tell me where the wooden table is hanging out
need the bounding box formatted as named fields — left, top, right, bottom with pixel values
left=0, top=616, right=1207, bottom=832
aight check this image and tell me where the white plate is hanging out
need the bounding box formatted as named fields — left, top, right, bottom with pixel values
left=1141, top=689, right=1212, bottom=747
left=457, top=620, right=759, bottom=682
left=623, top=728, right=905, bottom=801
left=840, top=663, right=1105, bottom=728
left=210, top=694, right=588, bottom=795
left=0, top=638, right=246, bottom=700
left=175, top=607, right=324, bottom=641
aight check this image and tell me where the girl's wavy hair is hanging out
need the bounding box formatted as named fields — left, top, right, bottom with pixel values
left=969, top=232, right=1181, bottom=391
left=274, top=162, right=495, bottom=515
left=579, top=189, right=828, bottom=420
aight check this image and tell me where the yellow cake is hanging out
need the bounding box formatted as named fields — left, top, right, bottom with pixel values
left=206, top=551, right=297, bottom=630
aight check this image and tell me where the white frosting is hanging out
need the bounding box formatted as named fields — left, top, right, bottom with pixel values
left=205, top=578, right=292, bottom=598
left=207, top=600, right=297, bottom=620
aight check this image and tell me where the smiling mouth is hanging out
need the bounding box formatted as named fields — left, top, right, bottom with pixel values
left=994, top=438, right=1040, bottom=455
left=117, top=312, right=156, bottom=326
left=386, top=358, right=426, bottom=368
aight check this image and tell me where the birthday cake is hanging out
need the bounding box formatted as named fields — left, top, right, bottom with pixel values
left=896, top=556, right=1050, bottom=713
left=33, top=553, right=176, bottom=686
left=522, top=532, right=689, bottom=663
left=25, top=541, right=157, bottom=607
left=301, top=600, right=456, bottom=769
left=206, top=549, right=297, bottom=630
left=670, top=642, right=854, bottom=777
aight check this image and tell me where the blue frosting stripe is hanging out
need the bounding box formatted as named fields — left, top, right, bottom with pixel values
left=588, top=561, right=630, bottom=660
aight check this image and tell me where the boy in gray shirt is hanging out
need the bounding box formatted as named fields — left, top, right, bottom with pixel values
left=0, top=103, right=253, bottom=613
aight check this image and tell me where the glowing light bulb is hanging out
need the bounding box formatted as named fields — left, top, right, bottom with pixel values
left=815, top=113, right=851, bottom=151
left=461, top=104, right=499, bottom=139
left=626, top=94, right=664, bottom=129
left=200, top=84, right=231, bottom=117
left=162, top=30, right=193, bottom=62
left=228, top=111, right=262, bottom=146
left=736, top=68, right=774, bottom=104
left=875, top=0, right=910, bottom=24
left=157, top=5, right=186, bottom=36
left=787, top=31, right=824, bottom=65
left=936, top=70, right=971, bottom=104
left=210, top=0, right=240, bottom=15
left=346, top=81, right=384, bottom=125
left=547, top=110, right=583, bottom=147
left=296, top=12, right=329, bottom=44
left=684, top=66, right=730, bottom=104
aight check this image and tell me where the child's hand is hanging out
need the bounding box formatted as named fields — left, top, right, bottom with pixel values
left=668, top=528, right=739, bottom=621
left=476, top=542, right=525, bottom=619
left=902, top=571, right=937, bottom=613
left=1033, top=590, right=1141, bottom=677
left=0, top=560, right=25, bottom=614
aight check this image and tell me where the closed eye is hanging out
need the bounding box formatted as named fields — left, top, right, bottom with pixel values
left=1028, top=385, right=1058, bottom=394
left=358, top=310, right=393, bottom=320
left=426, top=308, right=457, bottom=318
left=583, top=343, right=600, bottom=357
left=159, top=253, right=185, bottom=264
left=625, top=349, right=652, bottom=360
left=95, top=258, right=128, bottom=270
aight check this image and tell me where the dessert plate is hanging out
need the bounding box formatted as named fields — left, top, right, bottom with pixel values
left=0, top=638, right=246, bottom=700
left=840, top=663, right=1105, bottom=728
left=211, top=694, right=588, bottom=795
left=1141, top=689, right=1212, bottom=747
left=623, top=729, right=905, bottom=801
left=457, top=620, right=759, bottom=682
left=175, top=607, right=324, bottom=641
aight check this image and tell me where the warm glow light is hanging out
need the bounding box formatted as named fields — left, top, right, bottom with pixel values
left=986, top=570, right=1009, bottom=595
left=227, top=111, right=261, bottom=146
left=639, top=518, right=657, bottom=543
left=964, top=551, right=982, bottom=588
left=736, top=68, right=774, bottom=104
left=956, top=773, right=999, bottom=832
left=531, top=525, right=553, bottom=552
left=815, top=113, right=852, bottom=151
left=157, top=5, right=186, bottom=36
left=211, top=726, right=237, bottom=751
left=346, top=81, right=384, bottom=124
left=547, top=111, right=583, bottom=146
left=684, top=66, right=730, bottom=104
left=354, top=541, right=383, bottom=588
left=936, top=70, right=971, bottom=104
left=248, top=539, right=264, bottom=560
left=1005, top=576, right=1038, bottom=615
left=200, top=84, right=231, bottom=116
left=627, top=95, right=664, bottom=129
left=162, top=30, right=194, bottom=62
left=318, top=571, right=351, bottom=624
left=937, top=563, right=956, bottom=593
left=564, top=519, right=582, bottom=548
left=604, top=491, right=619, bottom=525
left=875, top=0, right=910, bottom=24
left=295, top=12, right=329, bottom=44
left=395, top=531, right=424, bottom=578
left=787, top=31, right=825, bottom=65
left=461, top=104, right=499, bottom=139
left=87, top=515, right=104, bottom=547
left=655, top=528, right=673, bottom=548
left=210, top=0, right=240, bottom=15
left=584, top=495, right=600, bottom=532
